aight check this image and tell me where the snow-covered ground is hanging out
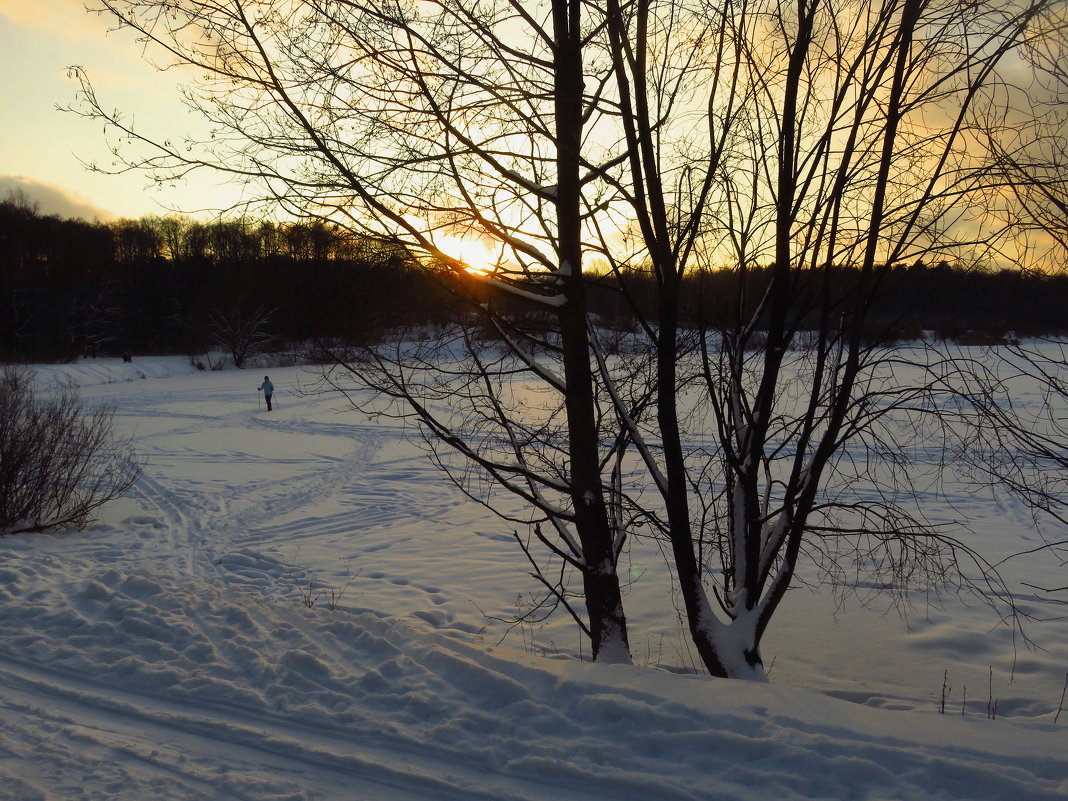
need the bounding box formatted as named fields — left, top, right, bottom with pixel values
left=1, top=354, right=1065, bottom=801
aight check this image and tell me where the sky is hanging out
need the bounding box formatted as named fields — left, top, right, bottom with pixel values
left=0, top=0, right=239, bottom=220
left=0, top=1, right=1057, bottom=271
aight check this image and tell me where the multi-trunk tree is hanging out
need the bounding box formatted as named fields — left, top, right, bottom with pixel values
left=646, top=0, right=1056, bottom=676
left=79, top=0, right=1056, bottom=674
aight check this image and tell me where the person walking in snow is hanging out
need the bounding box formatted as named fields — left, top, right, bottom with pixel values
left=259, top=376, right=274, bottom=411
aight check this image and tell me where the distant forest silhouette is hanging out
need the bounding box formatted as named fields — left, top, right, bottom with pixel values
left=2, top=197, right=1065, bottom=364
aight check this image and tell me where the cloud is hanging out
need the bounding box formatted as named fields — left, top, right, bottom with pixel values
left=0, top=0, right=109, bottom=42
left=0, top=175, right=115, bottom=221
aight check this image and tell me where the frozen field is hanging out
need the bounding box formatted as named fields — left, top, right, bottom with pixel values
left=0, top=353, right=1065, bottom=800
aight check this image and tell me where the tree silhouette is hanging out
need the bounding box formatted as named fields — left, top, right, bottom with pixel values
left=68, top=0, right=1061, bottom=673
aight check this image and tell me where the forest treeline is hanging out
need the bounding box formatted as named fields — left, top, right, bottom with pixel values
left=2, top=197, right=1065, bottom=363
left=0, top=198, right=452, bottom=362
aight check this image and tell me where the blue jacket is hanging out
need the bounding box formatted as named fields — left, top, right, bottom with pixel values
left=260, top=380, right=274, bottom=395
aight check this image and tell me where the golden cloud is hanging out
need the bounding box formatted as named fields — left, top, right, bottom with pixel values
left=0, top=0, right=111, bottom=42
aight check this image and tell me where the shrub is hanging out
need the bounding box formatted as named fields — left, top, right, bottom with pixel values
left=0, top=367, right=141, bottom=536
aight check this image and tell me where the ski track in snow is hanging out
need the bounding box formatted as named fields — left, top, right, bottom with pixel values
left=3, top=570, right=1064, bottom=801
left=1, top=356, right=1066, bottom=800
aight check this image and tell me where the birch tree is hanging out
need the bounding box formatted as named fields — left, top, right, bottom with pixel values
left=670, top=0, right=1053, bottom=676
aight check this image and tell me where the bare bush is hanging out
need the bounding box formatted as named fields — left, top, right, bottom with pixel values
left=0, top=367, right=141, bottom=536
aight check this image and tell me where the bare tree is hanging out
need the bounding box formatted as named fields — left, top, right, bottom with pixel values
left=0, top=367, right=141, bottom=536
left=74, top=0, right=646, bottom=660
left=74, top=0, right=1055, bottom=675
left=310, top=0, right=639, bottom=662
left=208, top=301, right=276, bottom=368
left=638, top=0, right=1055, bottom=677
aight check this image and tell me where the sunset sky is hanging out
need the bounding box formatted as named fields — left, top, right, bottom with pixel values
left=1, top=1, right=1057, bottom=273
left=0, top=0, right=240, bottom=220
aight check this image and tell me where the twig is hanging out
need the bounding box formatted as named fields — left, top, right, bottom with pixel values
left=987, top=666, right=998, bottom=720
left=1055, top=672, right=1068, bottom=725
left=940, top=669, right=949, bottom=715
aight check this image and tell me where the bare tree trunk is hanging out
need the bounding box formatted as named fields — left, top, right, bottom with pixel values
left=554, top=0, right=630, bottom=663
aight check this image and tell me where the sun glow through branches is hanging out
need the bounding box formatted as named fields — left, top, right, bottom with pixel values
left=435, top=235, right=497, bottom=275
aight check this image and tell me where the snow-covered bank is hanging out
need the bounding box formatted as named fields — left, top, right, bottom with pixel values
left=28, top=355, right=205, bottom=390
left=2, top=560, right=1064, bottom=800
left=1, top=355, right=1065, bottom=800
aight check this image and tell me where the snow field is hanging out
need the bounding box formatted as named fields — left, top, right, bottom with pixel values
left=0, top=354, right=1065, bottom=800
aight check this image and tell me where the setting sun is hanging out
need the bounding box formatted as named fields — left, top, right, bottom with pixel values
left=435, top=234, right=497, bottom=275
